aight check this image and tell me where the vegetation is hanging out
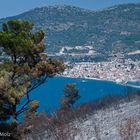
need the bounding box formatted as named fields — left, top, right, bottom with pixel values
left=60, top=83, right=80, bottom=109
left=0, top=3, right=139, bottom=137
left=0, top=3, right=140, bottom=62
left=119, top=117, right=139, bottom=140
left=20, top=91, right=140, bottom=140
left=0, top=20, right=64, bottom=139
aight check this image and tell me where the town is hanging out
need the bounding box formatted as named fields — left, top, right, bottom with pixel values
left=62, top=56, right=140, bottom=83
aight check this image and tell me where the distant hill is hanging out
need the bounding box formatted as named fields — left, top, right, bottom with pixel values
left=0, top=3, right=140, bottom=62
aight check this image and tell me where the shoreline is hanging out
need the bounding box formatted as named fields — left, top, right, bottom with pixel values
left=58, top=75, right=140, bottom=89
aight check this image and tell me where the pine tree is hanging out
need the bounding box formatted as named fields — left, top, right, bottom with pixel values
left=0, top=20, right=64, bottom=123
left=61, top=84, right=80, bottom=109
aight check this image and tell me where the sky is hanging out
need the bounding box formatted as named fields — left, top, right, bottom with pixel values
left=0, top=0, right=140, bottom=18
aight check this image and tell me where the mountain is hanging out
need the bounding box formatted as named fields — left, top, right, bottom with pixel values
left=0, top=3, right=140, bottom=62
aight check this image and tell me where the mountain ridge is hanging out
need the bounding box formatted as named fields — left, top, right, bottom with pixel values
left=0, top=3, right=139, bottom=19
left=0, top=3, right=140, bottom=62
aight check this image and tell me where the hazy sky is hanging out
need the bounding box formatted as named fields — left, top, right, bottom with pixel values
left=0, top=0, right=140, bottom=18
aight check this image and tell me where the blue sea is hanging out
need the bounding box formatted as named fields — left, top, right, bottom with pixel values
left=127, top=81, right=140, bottom=87
left=18, top=77, right=140, bottom=115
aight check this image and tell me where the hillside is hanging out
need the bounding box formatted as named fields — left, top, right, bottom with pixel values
left=23, top=95, right=140, bottom=140
left=0, top=3, right=140, bottom=62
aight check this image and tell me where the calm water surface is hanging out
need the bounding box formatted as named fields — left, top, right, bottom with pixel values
left=20, top=77, right=139, bottom=113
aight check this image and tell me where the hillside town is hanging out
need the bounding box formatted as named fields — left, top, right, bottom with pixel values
left=62, top=56, right=140, bottom=83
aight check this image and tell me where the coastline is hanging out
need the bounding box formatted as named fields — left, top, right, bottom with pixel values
left=58, top=75, right=140, bottom=89
left=61, top=59, right=140, bottom=88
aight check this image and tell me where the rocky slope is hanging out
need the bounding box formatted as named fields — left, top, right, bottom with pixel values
left=23, top=95, right=140, bottom=140
left=73, top=99, right=140, bottom=140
